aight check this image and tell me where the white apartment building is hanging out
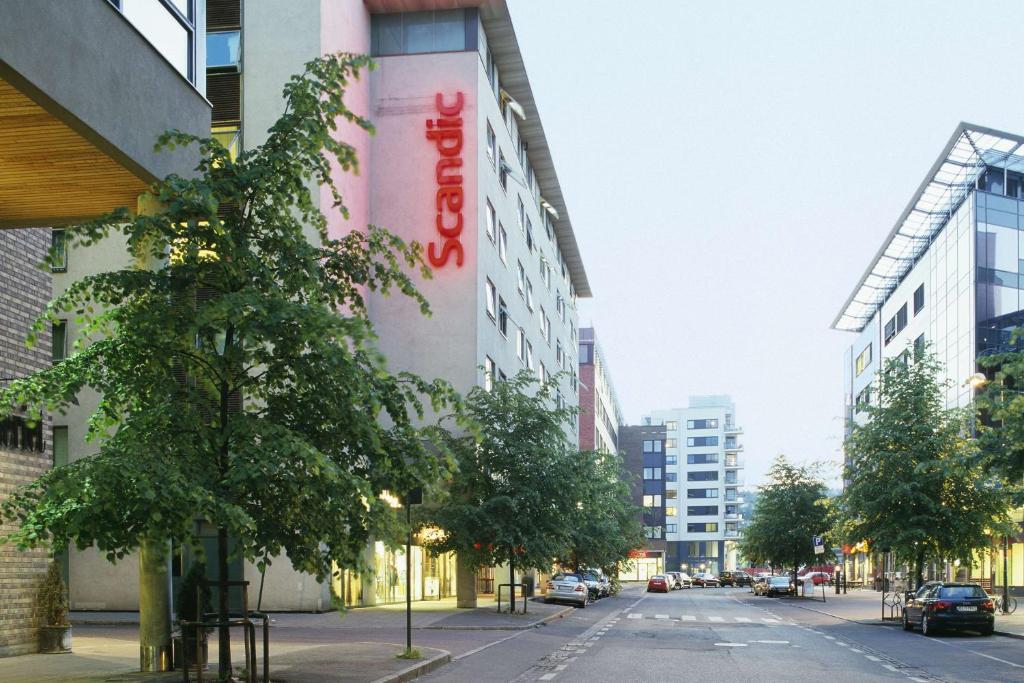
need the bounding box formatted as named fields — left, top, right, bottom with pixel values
left=643, top=396, right=744, bottom=574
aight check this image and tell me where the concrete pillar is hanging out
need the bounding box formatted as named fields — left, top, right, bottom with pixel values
left=138, top=539, right=172, bottom=672
left=456, top=559, right=477, bottom=608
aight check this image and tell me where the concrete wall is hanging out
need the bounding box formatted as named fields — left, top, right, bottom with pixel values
left=0, top=228, right=53, bottom=656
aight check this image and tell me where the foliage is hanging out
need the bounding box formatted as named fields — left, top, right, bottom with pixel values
left=37, top=560, right=68, bottom=627
left=419, top=372, right=579, bottom=574
left=974, top=347, right=1024, bottom=496
left=0, top=53, right=457, bottom=607
left=552, top=449, right=644, bottom=575
left=738, top=455, right=830, bottom=575
left=176, top=562, right=212, bottom=634
left=837, top=352, right=1013, bottom=585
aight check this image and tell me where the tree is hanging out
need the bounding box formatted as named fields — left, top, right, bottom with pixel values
left=974, top=348, right=1024, bottom=494
left=420, top=372, right=579, bottom=612
left=837, top=352, right=1013, bottom=588
left=552, top=449, right=645, bottom=576
left=739, top=456, right=829, bottom=578
left=0, top=54, right=457, bottom=675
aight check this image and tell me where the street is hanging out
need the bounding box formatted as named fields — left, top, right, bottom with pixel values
left=425, top=585, right=1024, bottom=683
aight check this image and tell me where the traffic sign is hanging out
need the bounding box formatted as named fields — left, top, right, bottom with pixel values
left=813, top=535, right=825, bottom=555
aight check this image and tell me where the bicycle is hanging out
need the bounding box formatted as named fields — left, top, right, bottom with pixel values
left=1000, top=595, right=1017, bottom=615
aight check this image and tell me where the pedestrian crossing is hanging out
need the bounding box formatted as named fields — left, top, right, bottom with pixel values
left=624, top=612, right=786, bottom=624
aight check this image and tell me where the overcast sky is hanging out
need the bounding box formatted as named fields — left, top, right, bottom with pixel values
left=509, top=0, right=1024, bottom=487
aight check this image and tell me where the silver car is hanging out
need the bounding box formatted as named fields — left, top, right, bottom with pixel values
left=544, top=573, right=588, bottom=607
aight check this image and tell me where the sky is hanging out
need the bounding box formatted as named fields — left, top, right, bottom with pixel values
left=507, top=0, right=1024, bottom=487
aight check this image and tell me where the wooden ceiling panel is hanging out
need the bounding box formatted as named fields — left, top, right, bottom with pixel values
left=0, top=76, right=148, bottom=228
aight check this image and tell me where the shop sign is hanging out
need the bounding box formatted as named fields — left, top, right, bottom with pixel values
left=425, top=92, right=465, bottom=268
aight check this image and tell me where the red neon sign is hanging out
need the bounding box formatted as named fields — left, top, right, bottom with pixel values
left=425, top=92, right=465, bottom=268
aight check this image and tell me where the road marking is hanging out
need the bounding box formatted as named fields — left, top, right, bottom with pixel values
left=761, top=618, right=780, bottom=623
left=680, top=615, right=696, bottom=621
left=539, top=675, right=557, bottom=681
left=882, top=664, right=898, bottom=672
left=709, top=616, right=725, bottom=622
left=627, top=613, right=642, bottom=619
left=865, top=655, right=881, bottom=662
left=849, top=649, right=862, bottom=654
left=966, top=650, right=1024, bottom=669
left=909, top=678, right=928, bottom=682
left=735, top=617, right=752, bottom=622
left=554, top=665, right=567, bottom=671
left=655, top=614, right=669, bottom=619
left=823, top=635, right=835, bottom=640
left=715, top=643, right=748, bottom=647
left=753, top=640, right=789, bottom=644
left=835, top=641, right=848, bottom=647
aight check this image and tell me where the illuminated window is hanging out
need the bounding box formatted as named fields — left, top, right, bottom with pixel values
left=855, top=343, right=872, bottom=376
left=665, top=421, right=678, bottom=431
left=212, top=125, right=241, bottom=161
left=642, top=494, right=662, bottom=507
left=665, top=507, right=677, bottom=518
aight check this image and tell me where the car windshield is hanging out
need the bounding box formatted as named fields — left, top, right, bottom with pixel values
left=553, top=574, right=579, bottom=583
left=651, top=575, right=665, bottom=580
left=937, top=586, right=986, bottom=599
left=770, top=577, right=790, bottom=585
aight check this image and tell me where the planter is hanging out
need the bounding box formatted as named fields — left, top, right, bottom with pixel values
left=38, top=625, right=72, bottom=653
left=173, top=634, right=209, bottom=671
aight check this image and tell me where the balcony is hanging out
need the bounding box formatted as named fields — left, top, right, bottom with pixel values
left=724, top=530, right=739, bottom=538
left=724, top=422, right=743, bottom=435
left=724, top=475, right=744, bottom=487
left=724, top=455, right=744, bottom=469
left=724, top=512, right=740, bottom=521
left=724, top=439, right=743, bottom=452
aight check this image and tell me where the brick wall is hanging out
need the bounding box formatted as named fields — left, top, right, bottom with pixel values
left=0, top=228, right=53, bottom=657
left=578, top=363, right=595, bottom=451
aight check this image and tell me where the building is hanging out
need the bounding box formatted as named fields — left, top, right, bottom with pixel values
left=640, top=397, right=744, bottom=576
left=618, top=424, right=667, bottom=580
left=578, top=327, right=623, bottom=454
left=59, top=0, right=591, bottom=613
left=834, top=122, right=1024, bottom=591
left=0, top=0, right=209, bottom=657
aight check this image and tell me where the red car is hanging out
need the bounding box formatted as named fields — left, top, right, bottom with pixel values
left=799, top=572, right=832, bottom=586
left=647, top=575, right=670, bottom=593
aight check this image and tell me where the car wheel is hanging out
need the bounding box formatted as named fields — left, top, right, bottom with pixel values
left=902, top=611, right=912, bottom=631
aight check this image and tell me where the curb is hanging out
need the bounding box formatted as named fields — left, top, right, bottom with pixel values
left=420, top=605, right=573, bottom=631
left=71, top=618, right=140, bottom=626
left=370, top=649, right=452, bottom=683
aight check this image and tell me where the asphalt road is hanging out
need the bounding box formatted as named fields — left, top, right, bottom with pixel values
left=423, top=584, right=1024, bottom=683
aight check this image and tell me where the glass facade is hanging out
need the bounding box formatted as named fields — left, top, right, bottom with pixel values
left=112, top=0, right=197, bottom=82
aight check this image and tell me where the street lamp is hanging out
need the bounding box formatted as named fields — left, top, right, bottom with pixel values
left=965, top=372, right=988, bottom=389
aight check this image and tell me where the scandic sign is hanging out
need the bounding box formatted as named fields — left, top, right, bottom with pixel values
left=425, top=92, right=465, bottom=268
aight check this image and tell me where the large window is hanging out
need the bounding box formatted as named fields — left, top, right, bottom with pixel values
left=687, top=505, right=718, bottom=516
left=486, top=122, right=496, bottom=171
left=914, top=334, right=925, bottom=359
left=642, top=494, right=662, bottom=507
left=665, top=472, right=677, bottom=482
left=896, top=303, right=908, bottom=333
left=687, top=453, right=718, bottom=464
left=854, top=343, right=872, bottom=376
left=643, top=467, right=662, bottom=480
left=913, top=284, right=925, bottom=315
left=687, top=488, right=718, bottom=499
left=206, top=30, right=240, bottom=71
left=687, top=471, right=718, bottom=482
left=115, top=0, right=197, bottom=82
left=687, top=419, right=718, bottom=429
left=371, top=9, right=475, bottom=56
left=644, top=526, right=662, bottom=539
left=687, top=523, right=718, bottom=533
left=666, top=524, right=677, bottom=534
left=687, top=436, right=718, bottom=447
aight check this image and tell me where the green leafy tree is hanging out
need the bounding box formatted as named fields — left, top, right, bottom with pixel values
left=974, top=346, right=1024, bottom=494
left=420, top=372, right=579, bottom=611
left=837, top=352, right=1012, bottom=588
left=739, top=455, right=829, bottom=578
left=552, top=449, right=645, bottom=575
left=0, top=54, right=456, bottom=674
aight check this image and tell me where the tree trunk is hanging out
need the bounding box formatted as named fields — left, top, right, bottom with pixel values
left=508, top=552, right=515, bottom=614
left=914, top=548, right=926, bottom=590
left=217, top=527, right=231, bottom=677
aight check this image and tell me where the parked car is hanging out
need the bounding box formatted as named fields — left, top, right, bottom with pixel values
left=664, top=571, right=683, bottom=590
left=581, top=570, right=609, bottom=599
left=903, top=582, right=995, bottom=636
left=544, top=573, right=589, bottom=608
left=765, top=576, right=795, bottom=597
left=647, top=575, right=671, bottom=593
left=719, top=571, right=752, bottom=587
left=692, top=573, right=720, bottom=587
left=798, top=572, right=832, bottom=586
left=676, top=572, right=693, bottom=589
left=752, top=575, right=770, bottom=595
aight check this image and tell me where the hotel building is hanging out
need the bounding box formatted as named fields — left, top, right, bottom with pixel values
left=57, top=0, right=591, bottom=612
left=834, top=122, right=1024, bottom=591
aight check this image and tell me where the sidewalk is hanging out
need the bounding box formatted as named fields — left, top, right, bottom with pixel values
left=3, top=597, right=573, bottom=683
left=778, top=588, right=1024, bottom=639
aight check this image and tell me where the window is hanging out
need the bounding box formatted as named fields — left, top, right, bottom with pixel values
left=687, top=453, right=718, bottom=464
left=665, top=488, right=678, bottom=499
left=516, top=328, right=526, bottom=362
left=687, top=436, right=718, bottom=447
left=207, top=30, right=241, bottom=70
left=642, top=440, right=654, bottom=453
left=485, top=278, right=496, bottom=320
left=665, top=472, right=677, bottom=482
left=52, top=426, right=68, bottom=468
left=855, top=343, right=872, bottom=376
left=884, top=316, right=896, bottom=345
left=665, top=438, right=678, bottom=448
left=538, top=361, right=546, bottom=383
left=517, top=196, right=525, bottom=232
left=687, top=505, right=719, bottom=516
left=525, top=340, right=534, bottom=370
left=687, top=471, right=719, bottom=481
left=211, top=126, right=241, bottom=160
left=50, top=230, right=67, bottom=272
left=517, top=261, right=525, bottom=296
left=578, top=342, right=591, bottom=363
left=687, top=488, right=719, bottom=499
left=486, top=122, right=496, bottom=170
left=687, top=419, right=718, bottom=429
left=499, top=151, right=508, bottom=191
left=370, top=10, right=471, bottom=55
left=665, top=420, right=678, bottom=430
left=556, top=294, right=564, bottom=322
left=855, top=385, right=871, bottom=413
left=724, top=489, right=737, bottom=502
left=666, top=524, right=677, bottom=534
left=652, top=440, right=663, bottom=453
left=665, top=507, right=677, bottom=518
left=687, top=523, right=718, bottom=533
left=556, top=340, right=563, bottom=367
left=665, top=455, right=677, bottom=465
left=498, top=298, right=509, bottom=337
left=486, top=200, right=496, bottom=242
left=642, top=494, right=662, bottom=507
left=896, top=303, right=908, bottom=333
left=52, top=321, right=67, bottom=363
left=484, top=356, right=495, bottom=392
left=644, top=526, right=662, bottom=539
left=571, top=324, right=576, bottom=343
left=541, top=310, right=550, bottom=343
left=643, top=467, right=662, bottom=480
left=913, top=284, right=925, bottom=314
left=526, top=277, right=534, bottom=310
left=526, top=217, right=534, bottom=252
left=498, top=224, right=508, bottom=263
left=914, top=333, right=925, bottom=359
